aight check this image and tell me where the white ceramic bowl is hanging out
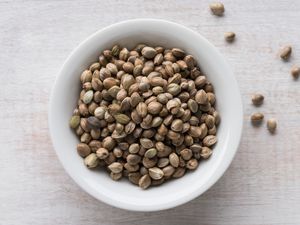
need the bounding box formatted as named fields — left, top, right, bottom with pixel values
left=49, top=19, right=243, bottom=211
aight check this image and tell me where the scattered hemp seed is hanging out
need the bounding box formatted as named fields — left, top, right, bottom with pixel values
left=267, top=118, right=277, bottom=133
left=251, top=94, right=264, bottom=106
left=251, top=112, right=264, bottom=124
left=291, top=66, right=300, bottom=79
left=224, top=32, right=235, bottom=42
left=279, top=45, right=292, bottom=61
left=209, top=2, right=225, bottom=16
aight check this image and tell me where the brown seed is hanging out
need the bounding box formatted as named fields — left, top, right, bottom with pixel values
left=167, top=83, right=181, bottom=96
left=151, top=117, right=163, bottom=127
left=107, top=86, right=121, bottom=98
left=124, top=163, right=139, bottom=172
left=121, top=74, right=135, bottom=90
left=224, top=32, right=235, bottom=42
left=151, top=178, right=165, bottom=186
left=108, top=162, right=123, bottom=173
left=122, top=62, right=134, bottom=73
left=111, top=44, right=120, bottom=56
left=103, top=78, right=118, bottom=89
left=139, top=78, right=150, bottom=92
left=201, top=147, right=212, bottom=159
left=125, top=121, right=136, bottom=134
left=195, top=90, right=208, bottom=105
left=157, top=158, right=169, bottom=168
left=267, top=118, right=277, bottom=133
left=186, top=159, right=198, bottom=170
left=113, top=147, right=123, bottom=158
left=84, top=153, right=99, bottom=168
left=142, top=156, right=157, bottom=168
left=184, top=55, right=195, bottom=70
left=182, top=123, right=190, bottom=133
left=149, top=167, right=164, bottom=180
left=88, top=140, right=101, bottom=153
left=120, top=97, right=131, bottom=112
left=128, top=92, right=140, bottom=106
left=142, top=46, right=157, bottom=59
left=171, top=119, right=183, bottom=132
left=104, top=152, right=116, bottom=165
left=136, top=102, right=148, bottom=118
left=138, top=174, right=151, bottom=189
left=87, top=116, right=101, bottom=129
left=106, top=63, right=118, bottom=75
left=162, top=166, right=175, bottom=177
left=149, top=77, right=167, bottom=87
left=119, top=48, right=129, bottom=61
left=251, top=112, right=264, bottom=123
left=203, top=135, right=217, bottom=147
left=252, top=94, right=264, bottom=106
left=180, top=149, right=193, bottom=161
left=279, top=45, right=292, bottom=60
left=169, top=153, right=180, bottom=167
left=167, top=130, right=180, bottom=140
left=189, top=126, right=202, bottom=138
left=147, top=102, right=163, bottom=115
left=172, top=48, right=185, bottom=58
left=110, top=172, right=122, bottom=181
left=118, top=142, right=129, bottom=151
left=99, top=68, right=111, bottom=81
left=164, top=52, right=176, bottom=62
left=140, top=138, right=154, bottom=149
left=80, top=132, right=91, bottom=143
left=128, top=172, right=142, bottom=185
left=291, top=66, right=300, bottom=79
left=205, top=115, right=215, bottom=129
left=189, top=116, right=200, bottom=126
left=129, top=143, right=140, bottom=154
left=102, top=136, right=116, bottom=150
left=142, top=129, right=155, bottom=139
left=127, top=154, right=142, bottom=166
left=209, top=2, right=225, bottom=16
left=96, top=148, right=109, bottom=159
left=187, top=99, right=198, bottom=113
left=81, top=71, right=93, bottom=85
left=77, top=143, right=91, bottom=157
left=172, top=167, right=186, bottom=178
left=152, top=86, right=164, bottom=95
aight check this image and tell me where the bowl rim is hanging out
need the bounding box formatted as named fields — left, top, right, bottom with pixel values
left=49, top=18, right=243, bottom=211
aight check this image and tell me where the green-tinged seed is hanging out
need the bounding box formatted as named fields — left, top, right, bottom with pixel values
left=70, top=115, right=80, bottom=129
left=114, top=113, right=131, bottom=124
left=145, top=148, right=157, bottom=158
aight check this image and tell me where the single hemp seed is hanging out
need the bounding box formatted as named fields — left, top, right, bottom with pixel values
left=279, top=45, right=292, bottom=61
left=251, top=112, right=264, bottom=124
left=291, top=66, right=300, bottom=79
left=251, top=94, right=264, bottom=106
left=224, top=32, right=235, bottom=42
left=267, top=118, right=277, bottom=133
left=209, top=2, right=225, bottom=16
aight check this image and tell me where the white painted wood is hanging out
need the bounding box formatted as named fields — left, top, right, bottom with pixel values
left=0, top=0, right=300, bottom=224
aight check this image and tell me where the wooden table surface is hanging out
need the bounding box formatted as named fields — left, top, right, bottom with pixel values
left=1, top=0, right=300, bottom=224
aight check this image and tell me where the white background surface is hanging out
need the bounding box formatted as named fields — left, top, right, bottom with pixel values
left=1, top=0, right=300, bottom=224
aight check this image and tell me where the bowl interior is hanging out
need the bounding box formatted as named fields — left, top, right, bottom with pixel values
left=49, top=19, right=242, bottom=211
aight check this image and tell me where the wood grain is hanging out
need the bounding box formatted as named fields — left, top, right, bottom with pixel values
left=0, top=0, right=300, bottom=224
